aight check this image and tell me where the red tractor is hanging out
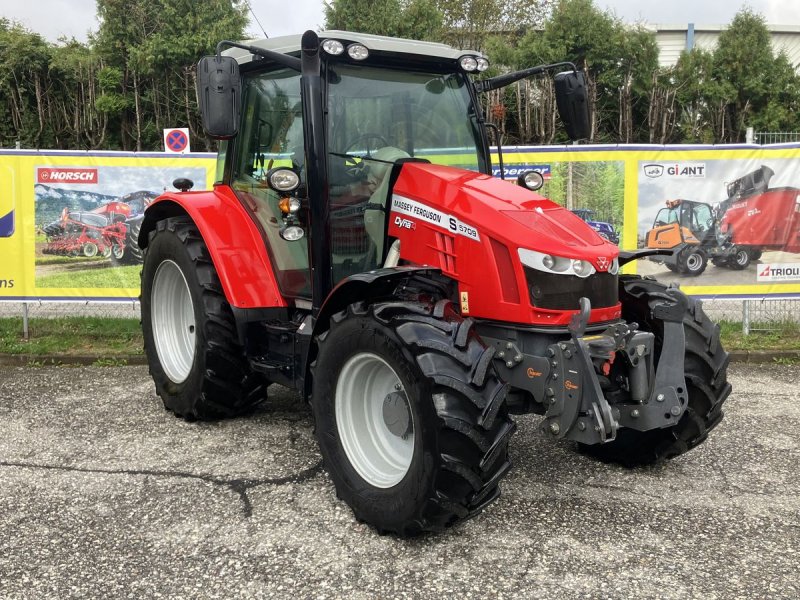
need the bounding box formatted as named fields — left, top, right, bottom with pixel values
left=138, top=31, right=730, bottom=536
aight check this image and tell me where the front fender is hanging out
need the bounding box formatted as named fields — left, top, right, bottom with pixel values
left=140, top=186, right=286, bottom=309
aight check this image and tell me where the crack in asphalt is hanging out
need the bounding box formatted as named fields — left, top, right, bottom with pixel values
left=0, top=459, right=325, bottom=518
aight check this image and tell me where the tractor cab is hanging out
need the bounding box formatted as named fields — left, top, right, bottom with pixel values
left=651, top=199, right=716, bottom=245
left=222, top=36, right=489, bottom=298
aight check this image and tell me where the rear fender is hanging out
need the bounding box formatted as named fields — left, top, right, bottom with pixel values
left=139, top=187, right=286, bottom=309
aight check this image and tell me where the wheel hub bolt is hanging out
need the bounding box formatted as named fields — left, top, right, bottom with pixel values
left=631, top=409, right=640, bottom=418
left=656, top=394, right=665, bottom=402
left=670, top=406, right=681, bottom=416
left=549, top=422, right=560, bottom=435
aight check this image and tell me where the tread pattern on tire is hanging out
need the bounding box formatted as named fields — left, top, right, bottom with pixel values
left=143, top=217, right=263, bottom=420
left=579, top=275, right=731, bottom=466
left=313, top=300, right=516, bottom=536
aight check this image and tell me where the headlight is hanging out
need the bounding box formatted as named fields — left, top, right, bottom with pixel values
left=609, top=257, right=619, bottom=275
left=518, top=248, right=597, bottom=278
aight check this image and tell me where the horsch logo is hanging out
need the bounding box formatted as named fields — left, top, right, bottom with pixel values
left=37, top=168, right=98, bottom=184
left=643, top=163, right=706, bottom=178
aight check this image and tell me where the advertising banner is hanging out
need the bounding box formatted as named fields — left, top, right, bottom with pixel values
left=0, top=150, right=215, bottom=301
left=496, top=145, right=800, bottom=299
left=2, top=145, right=799, bottom=302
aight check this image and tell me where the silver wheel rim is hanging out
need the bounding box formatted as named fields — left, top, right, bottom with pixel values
left=83, top=243, right=98, bottom=257
left=736, top=251, right=748, bottom=266
left=686, top=253, right=702, bottom=271
left=151, top=259, right=196, bottom=384
left=112, top=244, right=124, bottom=259
left=335, top=352, right=414, bottom=488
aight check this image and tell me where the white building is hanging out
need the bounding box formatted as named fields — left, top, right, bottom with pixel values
left=649, top=23, right=800, bottom=70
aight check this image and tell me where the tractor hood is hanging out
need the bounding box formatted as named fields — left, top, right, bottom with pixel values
left=391, top=162, right=618, bottom=267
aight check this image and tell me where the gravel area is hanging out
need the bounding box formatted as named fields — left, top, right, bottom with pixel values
left=0, top=364, right=797, bottom=599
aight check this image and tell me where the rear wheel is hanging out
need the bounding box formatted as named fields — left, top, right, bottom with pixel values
left=729, top=247, right=751, bottom=270
left=312, top=300, right=515, bottom=536
left=579, top=276, right=731, bottom=466
left=141, top=217, right=264, bottom=420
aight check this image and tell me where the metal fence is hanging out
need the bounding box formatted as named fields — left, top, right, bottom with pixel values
left=753, top=131, right=800, bottom=145
left=1, top=296, right=797, bottom=340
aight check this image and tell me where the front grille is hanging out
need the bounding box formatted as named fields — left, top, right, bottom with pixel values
left=523, top=267, right=618, bottom=310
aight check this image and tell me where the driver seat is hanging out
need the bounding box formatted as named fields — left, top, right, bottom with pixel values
left=364, top=146, right=410, bottom=258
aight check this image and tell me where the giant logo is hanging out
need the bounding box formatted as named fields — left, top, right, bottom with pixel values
left=642, top=163, right=705, bottom=178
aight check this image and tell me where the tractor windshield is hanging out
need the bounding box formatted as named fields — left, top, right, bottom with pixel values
left=326, top=64, right=484, bottom=170
left=325, top=64, right=485, bottom=281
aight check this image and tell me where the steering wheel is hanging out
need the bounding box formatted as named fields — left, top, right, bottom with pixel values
left=345, top=133, right=390, bottom=157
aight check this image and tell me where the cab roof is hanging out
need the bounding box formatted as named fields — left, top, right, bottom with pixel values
left=224, top=30, right=484, bottom=66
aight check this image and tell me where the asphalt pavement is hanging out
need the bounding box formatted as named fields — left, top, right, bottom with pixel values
left=0, top=364, right=797, bottom=599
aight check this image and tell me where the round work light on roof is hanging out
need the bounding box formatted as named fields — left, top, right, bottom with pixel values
left=322, top=39, right=344, bottom=55
left=347, top=44, right=369, bottom=60
left=476, top=57, right=490, bottom=72
left=267, top=168, right=300, bottom=193
left=459, top=56, right=478, bottom=72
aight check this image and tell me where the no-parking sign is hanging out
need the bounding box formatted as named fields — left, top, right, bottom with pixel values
left=163, top=128, right=191, bottom=154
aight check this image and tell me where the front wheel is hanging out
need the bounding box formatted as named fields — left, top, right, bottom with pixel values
left=140, top=217, right=264, bottom=420
left=312, top=300, right=515, bottom=536
left=579, top=276, right=731, bottom=466
left=679, top=248, right=707, bottom=276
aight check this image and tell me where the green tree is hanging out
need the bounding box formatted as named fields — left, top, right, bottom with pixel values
left=487, top=0, right=658, bottom=144
left=94, top=0, right=248, bottom=150
left=324, top=0, right=443, bottom=41
left=712, top=9, right=775, bottom=142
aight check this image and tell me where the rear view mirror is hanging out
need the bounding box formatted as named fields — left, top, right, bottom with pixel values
left=554, top=71, right=590, bottom=141
left=197, top=55, right=241, bottom=139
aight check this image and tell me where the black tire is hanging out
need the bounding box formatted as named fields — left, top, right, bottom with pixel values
left=678, top=247, right=707, bottom=276
left=665, top=263, right=680, bottom=273
left=729, top=247, right=751, bottom=270
left=140, top=217, right=264, bottom=420
left=749, top=249, right=762, bottom=261
left=125, top=216, right=145, bottom=264
left=711, top=257, right=729, bottom=268
left=311, top=300, right=515, bottom=536
left=579, top=275, right=731, bottom=466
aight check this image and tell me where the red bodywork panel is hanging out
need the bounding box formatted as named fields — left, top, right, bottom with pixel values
left=389, top=163, right=621, bottom=326
left=147, top=186, right=286, bottom=309
left=721, top=188, right=800, bottom=253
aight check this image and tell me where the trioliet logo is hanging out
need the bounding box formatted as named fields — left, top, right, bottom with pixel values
left=37, top=168, right=98, bottom=184
left=757, top=263, right=800, bottom=282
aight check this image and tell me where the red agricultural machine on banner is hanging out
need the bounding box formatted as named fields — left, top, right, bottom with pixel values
left=646, top=166, right=800, bottom=275
left=137, top=30, right=730, bottom=536
left=43, top=190, right=158, bottom=262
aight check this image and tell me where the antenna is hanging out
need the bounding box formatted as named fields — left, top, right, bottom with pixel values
left=243, top=0, right=268, bottom=38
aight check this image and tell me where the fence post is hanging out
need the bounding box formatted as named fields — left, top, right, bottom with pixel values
left=746, top=127, right=754, bottom=144
left=22, top=302, right=29, bottom=341
left=742, top=300, right=750, bottom=336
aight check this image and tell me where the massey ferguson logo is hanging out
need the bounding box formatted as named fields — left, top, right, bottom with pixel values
left=757, top=263, right=800, bottom=282
left=37, top=168, right=98, bottom=184
left=393, top=216, right=416, bottom=230
left=596, top=256, right=609, bottom=270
